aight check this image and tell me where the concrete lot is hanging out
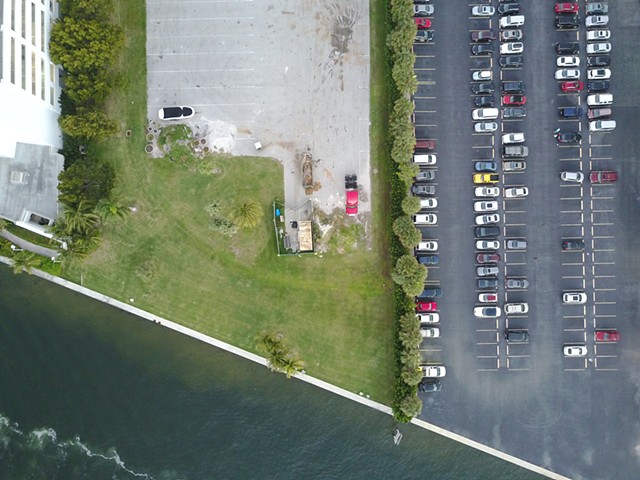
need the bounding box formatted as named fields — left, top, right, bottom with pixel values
left=146, top=0, right=371, bottom=247
left=415, top=1, right=640, bottom=479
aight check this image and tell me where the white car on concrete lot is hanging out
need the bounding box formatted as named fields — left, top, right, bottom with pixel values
left=587, top=43, right=612, bottom=54
left=421, top=365, right=446, bottom=377
left=416, top=241, right=438, bottom=252
left=417, top=313, right=439, bottom=324
left=561, top=171, right=585, bottom=183
left=413, top=214, right=437, bottom=225
left=586, top=15, right=609, bottom=28
left=476, top=240, right=500, bottom=250
left=472, top=5, right=495, bottom=16
left=563, top=292, right=587, bottom=304
left=420, top=326, right=440, bottom=338
left=502, top=133, right=525, bottom=144
left=474, top=306, right=501, bottom=318
left=474, top=201, right=499, bottom=212
left=505, top=302, right=529, bottom=314
left=472, top=70, right=493, bottom=81
left=504, top=186, right=529, bottom=198
left=587, top=30, right=610, bottom=41
left=506, top=239, right=527, bottom=250
left=475, top=122, right=499, bottom=133
left=555, top=69, right=581, bottom=80
left=564, top=345, right=587, bottom=357
left=557, top=56, right=580, bottom=67
left=475, top=186, right=500, bottom=198
left=503, top=161, right=526, bottom=172
left=588, top=68, right=611, bottom=80
left=500, top=42, right=524, bottom=55
left=475, top=214, right=500, bottom=225
left=420, top=198, right=438, bottom=209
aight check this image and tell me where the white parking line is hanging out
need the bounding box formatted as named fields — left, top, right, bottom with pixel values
left=595, top=301, right=617, bottom=305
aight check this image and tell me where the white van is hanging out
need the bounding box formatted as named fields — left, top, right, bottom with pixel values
left=472, top=108, right=499, bottom=120
left=587, top=93, right=613, bottom=106
left=420, top=198, right=438, bottom=209
left=413, top=154, right=437, bottom=165
left=500, top=15, right=525, bottom=28
left=589, top=120, right=616, bottom=132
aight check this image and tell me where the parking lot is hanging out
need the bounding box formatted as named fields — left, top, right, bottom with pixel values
left=146, top=0, right=371, bottom=228
left=413, top=1, right=640, bottom=479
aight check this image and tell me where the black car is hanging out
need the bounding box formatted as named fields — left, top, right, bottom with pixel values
left=501, top=81, right=525, bottom=93
left=471, top=30, right=496, bottom=42
left=554, top=130, right=582, bottom=143
left=504, top=329, right=529, bottom=342
left=498, top=3, right=520, bottom=15
left=472, top=82, right=495, bottom=94
left=587, top=55, right=611, bottom=67
left=587, top=80, right=610, bottom=92
left=418, top=379, right=442, bottom=393
left=417, top=287, right=442, bottom=299
left=474, top=95, right=495, bottom=107
left=477, top=278, right=499, bottom=289
left=556, top=15, right=578, bottom=29
left=555, top=42, right=579, bottom=54
left=559, top=107, right=584, bottom=119
left=417, top=255, right=439, bottom=266
left=499, top=56, right=523, bottom=68
left=411, top=184, right=436, bottom=196
left=475, top=226, right=500, bottom=238
left=472, top=45, right=494, bottom=56
left=502, top=107, right=526, bottom=118
left=563, top=239, right=585, bottom=251
left=158, top=106, right=195, bottom=120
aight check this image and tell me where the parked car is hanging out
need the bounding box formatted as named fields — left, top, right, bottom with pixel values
left=476, top=240, right=500, bottom=250
left=589, top=120, right=616, bottom=132
left=478, top=278, right=499, bottom=289
left=506, top=239, right=526, bottom=250
left=506, top=278, right=529, bottom=289
left=504, top=186, right=528, bottom=198
left=587, top=29, right=610, bottom=41
left=556, top=15, right=578, bottom=29
left=587, top=80, right=610, bottom=92
left=503, top=95, right=526, bottom=106
left=421, top=365, right=446, bottom=378
left=561, top=171, right=585, bottom=183
left=557, top=56, right=580, bottom=67
left=562, top=239, right=585, bottom=250
left=595, top=330, right=620, bottom=342
left=505, top=302, right=529, bottom=314
left=500, top=29, right=522, bottom=41
left=475, top=161, right=497, bottom=172
left=415, top=30, right=434, bottom=43
left=502, top=107, right=526, bottom=118
left=587, top=108, right=612, bottom=119
left=502, top=132, right=525, bottom=144
left=415, top=17, right=432, bottom=29
left=417, top=286, right=442, bottom=298
left=472, top=108, right=499, bottom=120
left=472, top=5, right=495, bottom=16
left=418, top=379, right=442, bottom=393
left=417, top=254, right=439, bottom=266
left=587, top=93, right=613, bottom=106
left=504, top=160, right=526, bottom=172
left=499, top=15, right=525, bottom=28
left=563, top=292, right=587, bottom=304
left=555, top=68, right=580, bottom=80
left=587, top=42, right=611, bottom=54
left=586, top=3, right=608, bottom=15
left=417, top=312, right=439, bottom=324
left=563, top=345, right=587, bottom=357
left=474, top=306, right=501, bottom=318
left=413, top=213, right=437, bottom=225
left=501, top=81, right=525, bottom=93
left=499, top=56, right=523, bottom=68
left=555, top=42, right=579, bottom=54
left=477, top=266, right=499, bottom=277
left=416, top=241, right=438, bottom=252
left=472, top=82, right=495, bottom=95
left=472, top=45, right=494, bottom=56
left=412, top=184, right=436, bottom=196
left=554, top=130, right=582, bottom=143
left=475, top=214, right=500, bottom=225
left=472, top=70, right=493, bottom=82
left=471, top=30, right=496, bottom=42
left=474, top=201, right=499, bottom=213
left=415, top=170, right=436, bottom=182
left=473, top=173, right=500, bottom=184
left=475, top=122, right=499, bottom=133
left=419, top=198, right=438, bottom=209
left=416, top=301, right=437, bottom=312
left=504, top=329, right=529, bottom=342
left=500, top=42, right=524, bottom=55
left=477, top=253, right=500, bottom=264
left=479, top=293, right=498, bottom=303
left=502, top=145, right=528, bottom=157
left=413, top=154, right=437, bottom=165
left=158, top=106, right=195, bottom=120
left=475, top=226, right=500, bottom=238
left=555, top=3, right=579, bottom=14
left=414, top=4, right=434, bottom=16
left=590, top=170, right=618, bottom=183
left=561, top=81, right=584, bottom=92
left=415, top=139, right=436, bottom=150
left=475, top=96, right=495, bottom=108
left=559, top=107, right=583, bottom=119
left=587, top=55, right=611, bottom=67
left=475, top=186, right=500, bottom=197
left=498, top=3, right=520, bottom=16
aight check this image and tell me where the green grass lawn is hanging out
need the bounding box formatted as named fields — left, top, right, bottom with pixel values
left=61, top=0, right=396, bottom=402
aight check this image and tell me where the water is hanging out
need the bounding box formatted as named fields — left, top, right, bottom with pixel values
left=0, top=268, right=544, bottom=479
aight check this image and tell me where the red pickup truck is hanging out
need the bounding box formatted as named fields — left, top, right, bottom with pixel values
left=589, top=171, right=618, bottom=184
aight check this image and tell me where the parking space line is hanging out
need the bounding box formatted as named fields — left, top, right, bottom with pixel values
left=477, top=356, right=499, bottom=359
left=560, top=223, right=583, bottom=227
left=564, top=368, right=587, bottom=372
left=595, top=368, right=619, bottom=371
left=562, top=275, right=584, bottom=279
left=508, top=368, right=531, bottom=371
left=560, top=210, right=582, bottom=214
left=477, top=369, right=498, bottom=372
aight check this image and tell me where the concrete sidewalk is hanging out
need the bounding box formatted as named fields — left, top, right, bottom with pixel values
left=1, top=230, right=59, bottom=258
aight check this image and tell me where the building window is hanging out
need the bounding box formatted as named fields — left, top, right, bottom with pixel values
left=21, top=45, right=27, bottom=90
left=11, top=0, right=16, bottom=31
left=22, top=0, right=26, bottom=39
left=50, top=86, right=55, bottom=105
left=40, top=10, right=45, bottom=52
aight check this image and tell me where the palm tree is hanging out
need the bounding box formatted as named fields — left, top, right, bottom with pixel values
left=11, top=251, right=38, bottom=275
left=229, top=200, right=263, bottom=229
left=96, top=197, right=129, bottom=224
left=62, top=201, right=100, bottom=234
left=258, top=330, right=285, bottom=356
left=71, top=228, right=101, bottom=254
left=279, top=352, right=305, bottom=379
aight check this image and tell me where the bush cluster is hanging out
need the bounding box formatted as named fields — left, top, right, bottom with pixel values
left=385, top=0, right=426, bottom=422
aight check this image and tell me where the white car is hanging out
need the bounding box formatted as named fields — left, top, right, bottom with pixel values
left=557, top=56, right=580, bottom=67
left=413, top=154, right=437, bottom=165
left=587, top=93, right=613, bottom=106
left=587, top=68, right=611, bottom=80
left=503, top=160, right=526, bottom=172
left=421, top=365, right=446, bottom=377
left=475, top=186, right=500, bottom=198
left=473, top=108, right=499, bottom=120
left=417, top=313, right=439, bottom=324
left=504, top=186, right=528, bottom=198
left=587, top=42, right=612, bottom=54
left=475, top=122, right=499, bottom=133
left=505, top=302, right=529, bottom=314
left=555, top=69, right=580, bottom=80
left=475, top=214, right=500, bottom=225
left=472, top=5, right=495, bottom=16
left=563, top=292, right=587, bottom=304
left=561, top=171, right=584, bottom=183
left=502, top=132, right=525, bottom=144
left=564, top=345, right=587, bottom=357
left=420, top=198, right=438, bottom=209
left=413, top=213, right=437, bottom=225
left=420, top=327, right=440, bottom=338
left=416, top=241, right=438, bottom=252
left=500, top=42, right=524, bottom=55
left=472, top=70, right=493, bottom=81
left=414, top=5, right=434, bottom=16
left=474, top=306, right=501, bottom=318
left=587, top=29, right=610, bottom=41
left=474, top=201, right=499, bottom=212
left=586, top=15, right=609, bottom=28
left=476, top=240, right=500, bottom=250
left=478, top=293, right=498, bottom=303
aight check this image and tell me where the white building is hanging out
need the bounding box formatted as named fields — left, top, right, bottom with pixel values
left=0, top=0, right=63, bottom=237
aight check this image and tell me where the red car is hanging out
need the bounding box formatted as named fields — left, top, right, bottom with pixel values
left=346, top=190, right=358, bottom=216
left=590, top=171, right=618, bottom=184
left=476, top=253, right=500, bottom=264
left=561, top=81, right=584, bottom=92
left=415, top=18, right=432, bottom=29
left=595, top=330, right=620, bottom=342
left=415, top=139, right=436, bottom=151
left=503, top=95, right=526, bottom=106
left=416, top=301, right=437, bottom=312
left=555, top=3, right=578, bottom=14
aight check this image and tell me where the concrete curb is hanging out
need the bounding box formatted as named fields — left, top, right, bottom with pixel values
left=2, top=258, right=569, bottom=480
